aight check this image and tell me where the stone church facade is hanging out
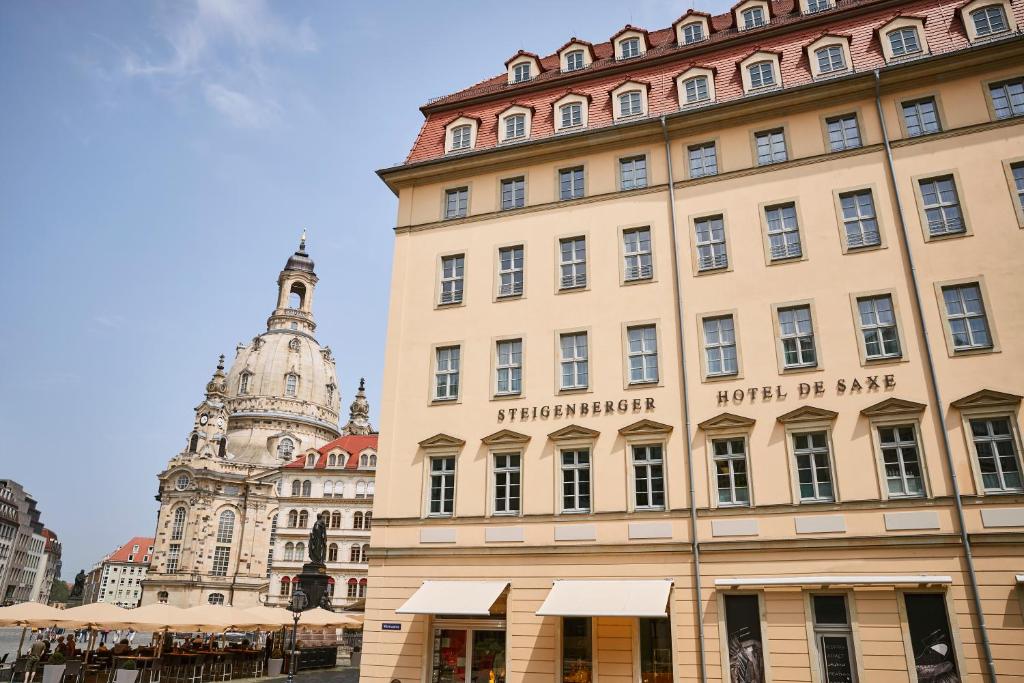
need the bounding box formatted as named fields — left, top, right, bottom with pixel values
left=141, top=237, right=374, bottom=609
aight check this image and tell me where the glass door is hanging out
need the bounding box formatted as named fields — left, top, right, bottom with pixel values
left=432, top=622, right=506, bottom=683
left=811, top=595, right=857, bottom=683
left=432, top=629, right=468, bottom=683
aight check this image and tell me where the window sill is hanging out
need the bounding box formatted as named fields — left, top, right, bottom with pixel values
left=627, top=380, right=661, bottom=388
left=557, top=285, right=590, bottom=294
left=431, top=397, right=460, bottom=406
left=622, top=275, right=655, bottom=286
left=492, top=392, right=523, bottom=401
left=780, top=364, right=821, bottom=374
left=844, top=241, right=882, bottom=252
left=863, top=354, right=904, bottom=366
left=798, top=499, right=837, bottom=505
left=951, top=345, right=997, bottom=357
left=925, top=230, right=969, bottom=242
left=435, top=301, right=466, bottom=310
left=696, top=265, right=730, bottom=275
left=558, top=386, right=591, bottom=395
left=495, top=293, right=524, bottom=302
left=704, top=372, right=740, bottom=383
left=681, top=98, right=715, bottom=111
left=813, top=68, right=851, bottom=81
left=620, top=183, right=649, bottom=191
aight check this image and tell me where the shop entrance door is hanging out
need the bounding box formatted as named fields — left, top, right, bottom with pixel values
left=431, top=621, right=507, bottom=683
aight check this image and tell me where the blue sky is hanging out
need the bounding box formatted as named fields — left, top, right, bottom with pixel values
left=0, top=0, right=732, bottom=580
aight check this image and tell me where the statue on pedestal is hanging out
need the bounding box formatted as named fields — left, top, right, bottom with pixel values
left=308, top=512, right=327, bottom=565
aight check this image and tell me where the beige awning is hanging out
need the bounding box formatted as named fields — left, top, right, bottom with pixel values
left=396, top=581, right=509, bottom=615
left=536, top=580, right=673, bottom=617
left=0, top=602, right=65, bottom=627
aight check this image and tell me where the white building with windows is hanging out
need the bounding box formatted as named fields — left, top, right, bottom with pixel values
left=84, top=536, right=154, bottom=608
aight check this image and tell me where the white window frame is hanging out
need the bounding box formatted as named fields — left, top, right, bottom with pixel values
left=688, top=141, right=718, bottom=179
left=428, top=456, right=456, bottom=517
left=495, top=338, right=523, bottom=396
left=493, top=453, right=522, bottom=515
left=856, top=294, right=901, bottom=359
left=695, top=215, right=728, bottom=271
left=560, top=332, right=589, bottom=390
left=840, top=189, right=880, bottom=248
left=631, top=444, right=666, bottom=510
left=554, top=93, right=589, bottom=131
left=439, top=254, right=465, bottom=305
left=777, top=304, right=817, bottom=369
left=619, top=154, right=648, bottom=190
left=941, top=283, right=992, bottom=351
left=826, top=113, right=862, bottom=151
left=444, top=186, right=469, bottom=219
left=434, top=345, right=460, bottom=401
left=876, top=423, right=926, bottom=498
left=497, top=245, right=524, bottom=298
left=627, top=324, right=659, bottom=384
left=703, top=315, right=738, bottom=377
left=740, top=51, right=782, bottom=92
left=285, top=373, right=298, bottom=397
left=560, top=449, right=592, bottom=513
left=622, top=227, right=653, bottom=281
left=444, top=116, right=479, bottom=154
left=559, top=237, right=587, bottom=290
left=764, top=202, right=802, bottom=260
left=792, top=430, right=836, bottom=503
left=712, top=437, right=750, bottom=506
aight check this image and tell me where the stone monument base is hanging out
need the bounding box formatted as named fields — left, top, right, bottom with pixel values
left=296, top=562, right=333, bottom=611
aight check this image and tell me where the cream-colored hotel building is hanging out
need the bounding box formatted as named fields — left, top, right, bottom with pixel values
left=365, top=0, right=1024, bottom=681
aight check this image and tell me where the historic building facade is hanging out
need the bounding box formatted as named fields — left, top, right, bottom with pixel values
left=365, top=0, right=1024, bottom=682
left=82, top=536, right=155, bottom=608
left=142, top=238, right=364, bottom=609
left=0, top=480, right=60, bottom=605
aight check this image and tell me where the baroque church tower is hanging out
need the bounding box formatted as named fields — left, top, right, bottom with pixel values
left=142, top=236, right=342, bottom=608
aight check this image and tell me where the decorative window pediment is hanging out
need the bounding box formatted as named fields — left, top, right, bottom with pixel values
left=611, top=25, right=650, bottom=60
left=674, top=11, right=713, bottom=45
left=548, top=424, right=600, bottom=442
left=610, top=79, right=651, bottom=120
left=553, top=91, right=591, bottom=131
left=958, top=0, right=1016, bottom=42
left=950, top=389, right=1023, bottom=409
left=734, top=0, right=771, bottom=30
left=698, top=412, right=756, bottom=431
left=505, top=50, right=543, bottom=85
left=777, top=405, right=839, bottom=424
left=481, top=429, right=531, bottom=446
left=861, top=397, right=928, bottom=417
left=738, top=49, right=783, bottom=93
left=444, top=114, right=480, bottom=154
left=876, top=16, right=929, bottom=62
left=618, top=419, right=674, bottom=436
left=806, top=34, right=853, bottom=78
left=557, top=38, right=595, bottom=72
left=418, top=433, right=467, bottom=450
left=497, top=104, right=534, bottom=144
left=675, top=66, right=717, bottom=108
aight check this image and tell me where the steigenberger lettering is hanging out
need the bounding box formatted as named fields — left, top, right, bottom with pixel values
left=717, top=375, right=896, bottom=406
left=498, top=397, right=655, bottom=423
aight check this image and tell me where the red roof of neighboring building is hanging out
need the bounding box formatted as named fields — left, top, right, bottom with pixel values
left=107, top=536, right=155, bottom=564
left=284, top=433, right=379, bottom=470
left=400, top=0, right=988, bottom=165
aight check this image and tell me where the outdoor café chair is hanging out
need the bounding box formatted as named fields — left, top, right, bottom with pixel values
left=60, top=661, right=83, bottom=683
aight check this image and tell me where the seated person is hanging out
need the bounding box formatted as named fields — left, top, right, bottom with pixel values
left=112, top=639, right=132, bottom=656
left=96, top=643, right=110, bottom=654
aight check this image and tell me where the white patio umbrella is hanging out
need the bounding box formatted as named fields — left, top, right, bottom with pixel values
left=242, top=605, right=294, bottom=628
left=298, top=608, right=362, bottom=628
left=58, top=602, right=133, bottom=629
left=0, top=602, right=65, bottom=656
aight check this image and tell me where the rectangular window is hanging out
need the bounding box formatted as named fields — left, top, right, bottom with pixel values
left=879, top=425, right=924, bottom=497
left=919, top=176, right=965, bottom=237
left=779, top=305, right=816, bottom=368
left=688, top=142, right=718, bottom=178
left=559, top=166, right=584, bottom=200
left=451, top=125, right=471, bottom=150
left=748, top=61, right=776, bottom=88
left=816, top=45, right=846, bottom=73
left=505, top=114, right=525, bottom=140
left=765, top=203, right=802, bottom=260
left=444, top=187, right=468, bottom=219
left=561, top=102, right=583, bottom=128
left=565, top=50, right=584, bottom=72
left=743, top=7, right=766, bottom=28
left=512, top=63, right=531, bottom=83
left=620, top=38, right=640, bottom=59
left=905, top=594, right=959, bottom=681
left=839, top=190, right=880, bottom=248
left=684, top=76, right=710, bottom=104
left=858, top=295, right=901, bottom=359
left=439, top=254, right=464, bottom=305
left=889, top=27, right=920, bottom=56
left=623, top=227, right=653, bottom=281
left=1011, top=162, right=1024, bottom=213
left=806, top=0, right=831, bottom=12
left=632, top=445, right=665, bottom=510
left=493, top=453, right=521, bottom=515
left=495, top=339, right=523, bottom=395
left=826, top=114, right=861, bottom=151
left=497, top=246, right=524, bottom=298
left=682, top=23, right=705, bottom=43
left=942, top=283, right=991, bottom=350
left=703, top=315, right=738, bottom=376
left=434, top=346, right=460, bottom=401
left=902, top=98, right=941, bottom=136
left=989, top=78, right=1024, bottom=119
left=695, top=215, right=728, bottom=271
left=561, top=450, right=591, bottom=512
left=500, top=177, right=525, bottom=210
left=166, top=544, right=180, bottom=573
left=560, top=332, right=589, bottom=390
left=794, top=431, right=834, bottom=502
left=973, top=5, right=1008, bottom=34
left=211, top=546, right=230, bottom=576
left=429, top=456, right=456, bottom=516
left=620, top=155, right=648, bottom=190
left=724, top=595, right=765, bottom=682
left=627, top=325, right=659, bottom=384
left=559, top=237, right=587, bottom=289
left=619, top=91, right=643, bottom=116
left=562, top=618, right=592, bottom=683
left=639, top=619, right=673, bottom=682
left=713, top=438, right=749, bottom=505
left=971, top=418, right=1022, bottom=492
left=755, top=128, right=787, bottom=165
left=811, top=595, right=857, bottom=683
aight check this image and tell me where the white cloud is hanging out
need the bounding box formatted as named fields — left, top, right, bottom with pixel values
left=203, top=82, right=278, bottom=128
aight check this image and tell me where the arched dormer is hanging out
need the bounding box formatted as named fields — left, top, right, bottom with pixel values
left=444, top=114, right=480, bottom=154
left=959, top=0, right=1015, bottom=42
left=806, top=34, right=852, bottom=78
left=738, top=50, right=783, bottom=93
left=557, top=38, right=595, bottom=72
left=238, top=370, right=253, bottom=395
left=611, top=25, right=650, bottom=60
left=505, top=50, right=543, bottom=85
left=734, top=0, right=771, bottom=30
left=497, top=104, right=534, bottom=144
left=276, top=435, right=296, bottom=460
left=611, top=80, right=651, bottom=121
left=676, top=66, right=717, bottom=108
left=553, top=92, right=591, bottom=131
left=876, top=16, right=929, bottom=62
left=673, top=10, right=713, bottom=45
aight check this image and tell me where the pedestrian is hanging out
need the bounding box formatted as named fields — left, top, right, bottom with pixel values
left=127, top=628, right=136, bottom=644
left=26, top=635, right=46, bottom=683
left=101, top=630, right=109, bottom=644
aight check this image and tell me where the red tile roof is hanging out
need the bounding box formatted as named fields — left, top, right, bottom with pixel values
left=284, top=434, right=379, bottom=470
left=107, top=536, right=155, bottom=564
left=401, top=0, right=992, bottom=165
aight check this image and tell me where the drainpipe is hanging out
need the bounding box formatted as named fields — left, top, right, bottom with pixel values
left=660, top=115, right=707, bottom=683
left=872, top=69, right=998, bottom=683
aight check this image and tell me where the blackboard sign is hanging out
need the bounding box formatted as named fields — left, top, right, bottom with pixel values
left=821, top=636, right=853, bottom=683
left=382, top=623, right=402, bottom=631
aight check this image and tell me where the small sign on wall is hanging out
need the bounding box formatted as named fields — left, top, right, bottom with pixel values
left=382, top=622, right=402, bottom=631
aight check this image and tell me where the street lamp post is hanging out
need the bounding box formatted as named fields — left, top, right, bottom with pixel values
left=287, top=586, right=307, bottom=683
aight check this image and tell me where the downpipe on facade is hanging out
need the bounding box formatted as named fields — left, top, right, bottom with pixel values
left=872, top=68, right=998, bottom=683
left=660, top=115, right=707, bottom=683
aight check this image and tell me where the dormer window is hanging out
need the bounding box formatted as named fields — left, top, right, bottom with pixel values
left=804, top=0, right=831, bottom=13
left=620, top=91, right=642, bottom=117
left=620, top=37, right=641, bottom=59
left=676, top=67, right=717, bottom=109
left=971, top=4, right=1009, bottom=36
left=749, top=61, right=776, bottom=88
left=681, top=23, right=705, bottom=44
left=739, top=50, right=783, bottom=93
left=505, top=114, right=525, bottom=140
left=285, top=373, right=298, bottom=396
left=817, top=46, right=845, bottom=73
left=684, top=76, right=711, bottom=104
left=238, top=372, right=251, bottom=395
left=807, top=36, right=852, bottom=78
left=742, top=6, right=766, bottom=29
left=512, top=62, right=531, bottom=83
left=565, top=50, right=584, bottom=72
left=451, top=125, right=471, bottom=150
left=554, top=93, right=589, bottom=131
left=561, top=103, right=582, bottom=128
left=498, top=105, right=533, bottom=143
left=960, top=0, right=1016, bottom=43
left=445, top=116, right=479, bottom=154
left=889, top=27, right=921, bottom=56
